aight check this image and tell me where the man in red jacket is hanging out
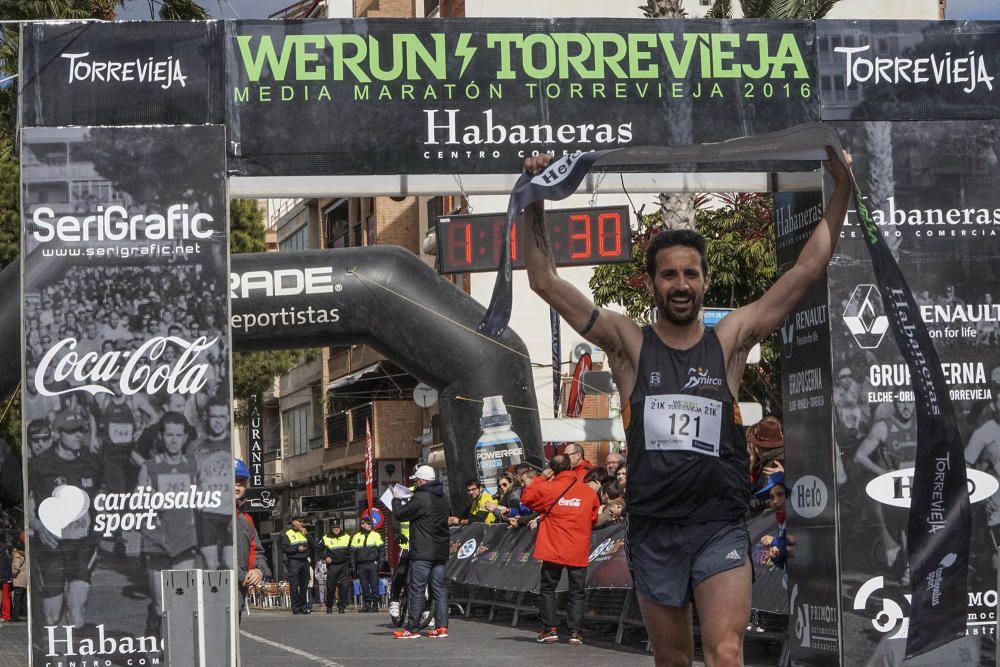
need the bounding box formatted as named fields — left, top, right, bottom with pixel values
left=563, top=443, right=594, bottom=481
left=521, top=454, right=599, bottom=646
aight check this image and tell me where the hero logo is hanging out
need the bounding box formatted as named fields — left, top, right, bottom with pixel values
left=457, top=538, right=477, bottom=560
left=681, top=367, right=723, bottom=391
left=865, top=467, right=999, bottom=508
left=231, top=267, right=340, bottom=299
left=843, top=284, right=889, bottom=349
left=790, top=475, right=827, bottom=519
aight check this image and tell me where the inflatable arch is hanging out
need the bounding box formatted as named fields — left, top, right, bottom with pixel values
left=0, top=247, right=544, bottom=506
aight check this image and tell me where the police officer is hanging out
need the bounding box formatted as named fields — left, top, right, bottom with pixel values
left=280, top=516, right=314, bottom=614
left=350, top=517, right=385, bottom=612
left=322, top=520, right=352, bottom=614
left=388, top=488, right=413, bottom=622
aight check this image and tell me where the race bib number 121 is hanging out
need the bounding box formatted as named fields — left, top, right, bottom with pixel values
left=644, top=394, right=723, bottom=457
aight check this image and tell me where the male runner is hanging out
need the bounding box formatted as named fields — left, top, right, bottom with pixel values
left=521, top=148, right=851, bottom=666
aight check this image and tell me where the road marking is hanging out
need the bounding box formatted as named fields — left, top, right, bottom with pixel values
left=241, top=630, right=346, bottom=666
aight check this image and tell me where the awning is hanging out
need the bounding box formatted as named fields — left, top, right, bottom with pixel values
left=328, top=363, right=380, bottom=390
left=327, top=360, right=422, bottom=410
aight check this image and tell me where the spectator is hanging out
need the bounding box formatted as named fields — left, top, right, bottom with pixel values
left=754, top=471, right=789, bottom=570
left=583, top=468, right=609, bottom=494
left=595, top=482, right=625, bottom=528
left=235, top=459, right=270, bottom=622
left=391, top=465, right=452, bottom=639
left=615, top=466, right=627, bottom=491
left=522, top=454, right=600, bottom=646
left=563, top=444, right=594, bottom=481
left=449, top=479, right=496, bottom=525
left=322, top=520, right=352, bottom=614
left=10, top=537, right=25, bottom=622
left=281, top=516, right=314, bottom=615
left=509, top=458, right=544, bottom=528
left=604, top=452, right=624, bottom=475
left=747, top=416, right=784, bottom=496
left=26, top=419, right=54, bottom=458
left=350, top=516, right=385, bottom=612
left=485, top=472, right=521, bottom=522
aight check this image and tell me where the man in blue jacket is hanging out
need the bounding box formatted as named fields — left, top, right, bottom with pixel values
left=235, top=459, right=271, bottom=621
left=390, top=465, right=451, bottom=639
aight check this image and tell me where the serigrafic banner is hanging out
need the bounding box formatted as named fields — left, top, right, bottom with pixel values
left=226, top=18, right=819, bottom=176
left=818, top=21, right=1000, bottom=121
left=21, top=21, right=225, bottom=126
left=831, top=120, right=999, bottom=665
left=20, top=126, right=233, bottom=664
left=774, top=191, right=840, bottom=662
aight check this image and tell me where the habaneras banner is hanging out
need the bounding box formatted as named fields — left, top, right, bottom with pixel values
left=20, top=125, right=233, bottom=664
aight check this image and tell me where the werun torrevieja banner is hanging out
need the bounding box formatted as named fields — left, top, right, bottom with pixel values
left=20, top=126, right=234, bottom=664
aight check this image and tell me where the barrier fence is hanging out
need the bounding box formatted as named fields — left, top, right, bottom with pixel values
left=445, top=515, right=789, bottom=644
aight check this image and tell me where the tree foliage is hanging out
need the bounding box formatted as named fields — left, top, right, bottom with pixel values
left=706, top=0, right=843, bottom=18
left=228, top=199, right=302, bottom=424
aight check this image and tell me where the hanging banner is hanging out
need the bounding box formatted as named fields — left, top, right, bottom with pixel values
left=830, top=121, right=994, bottom=664
left=774, top=190, right=840, bottom=662
left=225, top=18, right=819, bottom=176
left=248, top=396, right=264, bottom=488
left=21, top=21, right=225, bottom=126
left=550, top=307, right=560, bottom=417
left=818, top=21, right=1000, bottom=121
left=364, top=417, right=374, bottom=516
left=20, top=126, right=232, bottom=665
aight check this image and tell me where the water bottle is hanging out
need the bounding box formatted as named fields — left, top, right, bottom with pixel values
left=474, top=395, right=524, bottom=494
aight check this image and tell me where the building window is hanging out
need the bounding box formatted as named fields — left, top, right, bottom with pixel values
left=279, top=225, right=308, bottom=251
left=282, top=404, right=311, bottom=457
left=325, top=199, right=353, bottom=248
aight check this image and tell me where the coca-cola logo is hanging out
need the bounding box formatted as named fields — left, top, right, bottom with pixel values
left=34, top=336, right=218, bottom=397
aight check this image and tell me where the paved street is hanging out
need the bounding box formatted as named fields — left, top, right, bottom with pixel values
left=0, top=606, right=785, bottom=666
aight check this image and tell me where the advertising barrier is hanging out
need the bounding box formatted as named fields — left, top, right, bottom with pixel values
left=20, top=126, right=233, bottom=665
left=446, top=517, right=786, bottom=612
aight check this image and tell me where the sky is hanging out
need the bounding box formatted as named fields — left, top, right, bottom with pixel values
left=946, top=0, right=1000, bottom=19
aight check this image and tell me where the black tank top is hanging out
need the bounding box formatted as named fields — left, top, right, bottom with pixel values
left=625, top=326, right=750, bottom=523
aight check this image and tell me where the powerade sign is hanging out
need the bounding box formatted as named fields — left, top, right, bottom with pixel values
left=225, top=18, right=819, bottom=175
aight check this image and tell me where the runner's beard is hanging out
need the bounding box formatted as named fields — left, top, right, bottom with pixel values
left=655, top=288, right=703, bottom=326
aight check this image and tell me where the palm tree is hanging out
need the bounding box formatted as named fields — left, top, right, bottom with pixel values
left=640, top=0, right=697, bottom=230
left=707, top=0, right=843, bottom=19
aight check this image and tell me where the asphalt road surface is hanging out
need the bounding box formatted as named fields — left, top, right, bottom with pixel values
left=0, top=607, right=784, bottom=666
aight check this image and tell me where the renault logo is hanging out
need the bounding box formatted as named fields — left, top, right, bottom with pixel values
left=843, top=284, right=889, bottom=349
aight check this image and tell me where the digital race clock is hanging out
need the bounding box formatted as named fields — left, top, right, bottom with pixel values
left=436, top=205, right=632, bottom=275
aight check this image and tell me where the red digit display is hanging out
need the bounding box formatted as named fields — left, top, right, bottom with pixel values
left=598, top=212, right=622, bottom=257
left=568, top=214, right=591, bottom=260
left=436, top=206, right=630, bottom=275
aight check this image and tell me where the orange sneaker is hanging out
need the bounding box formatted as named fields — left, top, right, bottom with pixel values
left=427, top=627, right=448, bottom=638
left=392, top=629, right=420, bottom=639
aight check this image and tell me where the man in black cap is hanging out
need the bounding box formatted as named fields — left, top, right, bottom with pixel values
left=280, top=516, right=314, bottom=614
left=350, top=516, right=385, bottom=612
left=321, top=520, right=352, bottom=614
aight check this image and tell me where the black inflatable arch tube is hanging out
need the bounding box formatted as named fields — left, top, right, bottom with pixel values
left=0, top=247, right=543, bottom=509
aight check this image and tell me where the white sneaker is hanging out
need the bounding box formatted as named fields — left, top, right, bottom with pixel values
left=389, top=601, right=400, bottom=618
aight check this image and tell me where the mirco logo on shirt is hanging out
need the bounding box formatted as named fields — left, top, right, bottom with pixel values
left=681, top=367, right=723, bottom=391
